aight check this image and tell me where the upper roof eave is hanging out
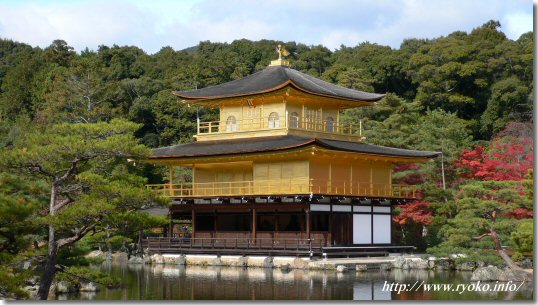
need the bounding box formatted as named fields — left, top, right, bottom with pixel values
left=172, top=65, right=385, bottom=103
left=173, top=83, right=384, bottom=106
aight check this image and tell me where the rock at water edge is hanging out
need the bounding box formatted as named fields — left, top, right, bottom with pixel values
left=392, top=256, right=406, bottom=269
left=128, top=256, right=143, bottom=264
left=237, top=256, right=248, bottom=267
left=471, top=266, right=503, bottom=281
left=55, top=281, right=74, bottom=294
left=291, top=258, right=309, bottom=269
left=79, top=281, right=99, bottom=292
left=456, top=261, right=476, bottom=271
left=263, top=257, right=274, bottom=268
left=500, top=269, right=533, bottom=282
left=408, top=259, right=429, bottom=270
left=280, top=263, right=291, bottom=272
left=152, top=254, right=164, bottom=264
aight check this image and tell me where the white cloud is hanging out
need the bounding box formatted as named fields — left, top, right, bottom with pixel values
left=503, top=11, right=533, bottom=39
left=0, top=0, right=532, bottom=53
left=0, top=1, right=153, bottom=50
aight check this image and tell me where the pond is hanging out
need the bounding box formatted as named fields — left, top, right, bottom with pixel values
left=57, top=262, right=533, bottom=301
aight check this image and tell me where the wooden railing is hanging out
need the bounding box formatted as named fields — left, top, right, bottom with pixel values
left=146, top=178, right=417, bottom=198
left=142, top=237, right=324, bottom=254
left=197, top=115, right=363, bottom=137
left=141, top=237, right=417, bottom=256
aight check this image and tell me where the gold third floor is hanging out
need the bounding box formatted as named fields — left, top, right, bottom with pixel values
left=194, top=87, right=367, bottom=142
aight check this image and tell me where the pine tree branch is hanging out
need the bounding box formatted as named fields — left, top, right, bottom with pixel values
left=56, top=158, right=81, bottom=184
left=54, top=197, right=75, bottom=212
left=472, top=233, right=491, bottom=240
left=27, top=163, right=55, bottom=179
left=56, top=222, right=99, bottom=248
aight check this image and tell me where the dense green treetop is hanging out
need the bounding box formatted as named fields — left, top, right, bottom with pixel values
left=0, top=20, right=532, bottom=147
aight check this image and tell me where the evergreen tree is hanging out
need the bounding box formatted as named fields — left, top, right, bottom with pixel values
left=0, top=119, right=161, bottom=299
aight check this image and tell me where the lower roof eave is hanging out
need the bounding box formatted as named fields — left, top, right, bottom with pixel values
left=148, top=135, right=441, bottom=162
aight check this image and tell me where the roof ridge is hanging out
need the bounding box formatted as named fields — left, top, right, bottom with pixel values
left=285, top=68, right=339, bottom=95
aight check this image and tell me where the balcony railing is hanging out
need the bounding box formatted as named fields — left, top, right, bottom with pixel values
left=197, top=115, right=363, bottom=138
left=146, top=178, right=417, bottom=199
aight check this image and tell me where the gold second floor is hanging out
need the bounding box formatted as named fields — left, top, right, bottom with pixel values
left=147, top=149, right=418, bottom=199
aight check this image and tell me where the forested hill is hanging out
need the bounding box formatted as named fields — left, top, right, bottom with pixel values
left=0, top=19, right=533, bottom=150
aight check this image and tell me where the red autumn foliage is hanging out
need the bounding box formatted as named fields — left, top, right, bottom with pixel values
left=456, top=123, right=533, bottom=181
left=393, top=201, right=432, bottom=225
left=507, top=208, right=533, bottom=219
left=393, top=163, right=426, bottom=185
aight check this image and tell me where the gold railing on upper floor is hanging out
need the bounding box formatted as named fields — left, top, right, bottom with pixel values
left=146, top=178, right=417, bottom=199
left=197, top=115, right=363, bottom=137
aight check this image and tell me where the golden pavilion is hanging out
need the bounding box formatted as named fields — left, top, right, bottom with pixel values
left=145, top=47, right=439, bottom=254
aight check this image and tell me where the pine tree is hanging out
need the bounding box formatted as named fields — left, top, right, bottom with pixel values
left=0, top=119, right=160, bottom=299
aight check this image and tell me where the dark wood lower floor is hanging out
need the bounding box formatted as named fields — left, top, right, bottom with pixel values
left=157, top=200, right=396, bottom=250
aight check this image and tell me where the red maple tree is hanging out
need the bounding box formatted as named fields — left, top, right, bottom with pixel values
left=456, top=122, right=534, bottom=220
left=456, top=122, right=533, bottom=181
left=393, top=201, right=432, bottom=226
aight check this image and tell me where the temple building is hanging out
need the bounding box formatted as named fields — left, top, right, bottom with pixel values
left=145, top=46, right=439, bottom=254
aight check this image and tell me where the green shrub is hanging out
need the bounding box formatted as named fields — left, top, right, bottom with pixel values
left=511, top=251, right=524, bottom=262
left=511, top=219, right=533, bottom=253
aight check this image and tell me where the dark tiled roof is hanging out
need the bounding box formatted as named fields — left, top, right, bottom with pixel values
left=173, top=65, right=385, bottom=102
left=151, top=136, right=314, bottom=158
left=150, top=136, right=440, bottom=159
left=315, top=138, right=441, bottom=158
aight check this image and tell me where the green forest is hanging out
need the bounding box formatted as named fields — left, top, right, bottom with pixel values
left=0, top=20, right=534, bottom=299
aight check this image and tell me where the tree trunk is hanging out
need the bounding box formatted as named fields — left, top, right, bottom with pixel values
left=37, top=184, right=58, bottom=300
left=36, top=238, right=58, bottom=300
left=491, top=228, right=521, bottom=270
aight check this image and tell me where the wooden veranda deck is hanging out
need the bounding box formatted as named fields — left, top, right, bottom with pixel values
left=141, top=237, right=415, bottom=257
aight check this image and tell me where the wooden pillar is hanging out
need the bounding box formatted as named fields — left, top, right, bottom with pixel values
left=241, top=103, right=244, bottom=130
left=191, top=208, right=196, bottom=240
left=301, top=102, right=305, bottom=129
left=168, top=213, right=173, bottom=240
left=252, top=208, right=257, bottom=240
left=213, top=210, right=217, bottom=238
left=350, top=161, right=354, bottom=195
left=370, top=162, right=374, bottom=196
left=328, top=212, right=333, bottom=246
left=169, top=166, right=174, bottom=196
left=328, top=162, right=332, bottom=194
left=274, top=210, right=278, bottom=241
left=319, top=107, right=323, bottom=131
left=306, top=209, right=311, bottom=240
left=336, top=107, right=340, bottom=133
left=260, top=102, right=264, bottom=128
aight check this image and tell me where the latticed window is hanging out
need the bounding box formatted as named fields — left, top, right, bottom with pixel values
left=289, top=112, right=299, bottom=128
left=326, top=116, right=334, bottom=132
left=226, top=115, right=237, bottom=132
left=268, top=112, right=280, bottom=128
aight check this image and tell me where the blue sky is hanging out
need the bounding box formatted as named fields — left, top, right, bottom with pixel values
left=0, top=0, right=533, bottom=53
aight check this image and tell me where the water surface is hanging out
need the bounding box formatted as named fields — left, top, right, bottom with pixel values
left=57, top=262, right=533, bottom=301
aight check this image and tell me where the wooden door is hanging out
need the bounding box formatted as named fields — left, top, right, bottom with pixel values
left=331, top=214, right=352, bottom=246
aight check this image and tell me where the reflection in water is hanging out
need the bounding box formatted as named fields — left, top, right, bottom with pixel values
left=353, top=281, right=391, bottom=301
left=59, top=263, right=533, bottom=301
